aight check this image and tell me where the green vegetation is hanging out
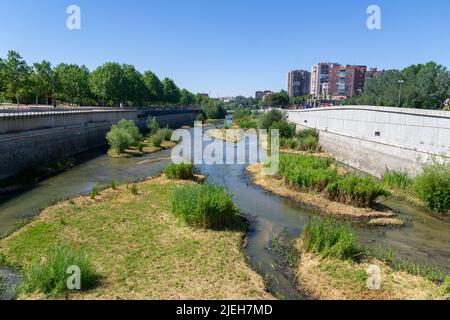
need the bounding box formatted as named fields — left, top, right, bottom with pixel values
left=130, top=184, right=138, bottom=195
left=382, top=171, right=413, bottom=191
left=20, top=245, right=99, bottom=296
left=279, top=154, right=387, bottom=208
left=203, top=100, right=227, bottom=120
left=347, top=62, right=450, bottom=110
left=280, top=129, right=320, bottom=152
left=382, top=164, right=449, bottom=215
left=150, top=133, right=163, bottom=148
left=326, top=175, right=388, bottom=208
left=90, top=187, right=99, bottom=200
left=414, top=164, right=450, bottom=214
left=0, top=49, right=198, bottom=107
left=171, top=184, right=238, bottom=229
left=301, top=217, right=361, bottom=261
left=146, top=117, right=160, bottom=135
left=164, top=163, right=195, bottom=180
left=106, top=119, right=142, bottom=153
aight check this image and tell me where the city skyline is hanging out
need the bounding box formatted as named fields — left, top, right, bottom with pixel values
left=1, top=0, right=450, bottom=97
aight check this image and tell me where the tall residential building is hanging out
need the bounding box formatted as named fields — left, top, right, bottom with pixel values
left=328, top=65, right=367, bottom=98
left=310, top=62, right=339, bottom=99
left=287, top=70, right=311, bottom=98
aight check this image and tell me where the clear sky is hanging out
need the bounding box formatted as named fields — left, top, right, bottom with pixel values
left=0, top=0, right=449, bottom=97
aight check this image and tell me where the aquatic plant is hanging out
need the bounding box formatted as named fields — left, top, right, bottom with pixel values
left=171, top=184, right=238, bottom=229
left=164, top=163, right=194, bottom=180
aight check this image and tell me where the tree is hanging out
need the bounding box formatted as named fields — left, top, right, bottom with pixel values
left=180, top=89, right=196, bottom=106
left=147, top=117, right=160, bottom=135
left=203, top=101, right=226, bottom=119
left=106, top=127, right=133, bottom=153
left=162, top=77, right=181, bottom=104
left=90, top=62, right=126, bottom=106
left=122, top=64, right=147, bottom=106
left=3, top=50, right=31, bottom=105
left=30, top=60, right=53, bottom=105
left=115, top=119, right=142, bottom=146
left=54, top=63, right=91, bottom=105
left=265, top=91, right=289, bottom=108
left=143, top=71, right=164, bottom=105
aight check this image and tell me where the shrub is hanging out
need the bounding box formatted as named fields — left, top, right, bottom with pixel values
left=414, top=164, right=450, bottom=214
left=90, top=187, right=99, bottom=199
left=106, top=127, right=133, bottom=153
left=171, top=184, right=238, bottom=229
left=297, top=128, right=319, bottom=140
left=150, top=133, right=163, bottom=147
left=301, top=217, right=361, bottom=261
left=269, top=120, right=296, bottom=139
left=236, top=116, right=258, bottom=129
left=258, top=109, right=284, bottom=130
left=195, top=113, right=205, bottom=122
left=160, top=127, right=174, bottom=141
left=164, top=163, right=194, bottom=180
left=20, top=245, right=99, bottom=296
left=130, top=184, right=138, bottom=195
left=382, top=171, right=413, bottom=191
left=299, top=135, right=319, bottom=151
left=147, top=117, right=160, bottom=135
left=326, top=174, right=387, bottom=208
left=115, top=119, right=142, bottom=146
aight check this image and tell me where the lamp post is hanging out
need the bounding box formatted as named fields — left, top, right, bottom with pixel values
left=397, top=80, right=404, bottom=107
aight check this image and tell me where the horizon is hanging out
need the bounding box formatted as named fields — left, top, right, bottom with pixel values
left=1, top=0, right=450, bottom=97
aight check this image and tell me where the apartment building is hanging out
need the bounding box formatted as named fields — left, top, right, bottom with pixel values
left=287, top=70, right=311, bottom=98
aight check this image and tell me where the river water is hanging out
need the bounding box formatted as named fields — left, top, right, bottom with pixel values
left=1, top=128, right=449, bottom=299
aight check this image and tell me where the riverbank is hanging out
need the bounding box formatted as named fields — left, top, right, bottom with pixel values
left=246, top=163, right=403, bottom=226
left=206, top=128, right=243, bottom=143
left=297, top=251, right=449, bottom=300
left=108, top=140, right=178, bottom=158
left=0, top=175, right=271, bottom=300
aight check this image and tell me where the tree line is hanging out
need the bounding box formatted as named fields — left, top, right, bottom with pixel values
left=0, top=50, right=201, bottom=107
left=347, top=62, right=450, bottom=110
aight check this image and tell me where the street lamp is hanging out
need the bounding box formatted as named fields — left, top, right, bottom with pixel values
left=397, top=80, right=405, bottom=107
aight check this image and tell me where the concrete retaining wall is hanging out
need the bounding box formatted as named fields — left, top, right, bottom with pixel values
left=0, top=109, right=198, bottom=180
left=288, top=106, right=450, bottom=177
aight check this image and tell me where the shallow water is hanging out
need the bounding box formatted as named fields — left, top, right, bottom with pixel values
left=0, top=129, right=449, bottom=299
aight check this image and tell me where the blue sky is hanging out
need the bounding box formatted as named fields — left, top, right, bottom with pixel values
left=0, top=0, right=449, bottom=97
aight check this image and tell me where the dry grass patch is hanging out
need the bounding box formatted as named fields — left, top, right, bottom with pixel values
left=246, top=164, right=403, bottom=226
left=0, top=176, right=271, bottom=300
left=297, top=252, right=449, bottom=300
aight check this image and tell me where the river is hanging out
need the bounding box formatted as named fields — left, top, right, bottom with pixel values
left=1, top=127, right=449, bottom=299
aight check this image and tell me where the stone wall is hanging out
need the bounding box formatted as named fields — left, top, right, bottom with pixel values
left=0, top=109, right=198, bottom=180
left=288, top=106, right=450, bottom=177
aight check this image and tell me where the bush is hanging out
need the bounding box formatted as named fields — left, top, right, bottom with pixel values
left=382, top=171, right=413, bottom=191
left=130, top=184, right=138, bottom=195
left=299, top=135, right=319, bottom=151
left=258, top=109, right=284, bottom=130
left=171, top=184, right=238, bottom=229
left=297, top=128, right=319, bottom=140
left=236, top=116, right=258, bottom=129
left=115, top=119, right=142, bottom=146
left=150, top=133, right=163, bottom=147
left=159, top=127, right=174, bottom=141
left=301, top=217, right=361, bottom=261
left=164, top=163, right=194, bottom=180
left=106, top=127, right=133, bottom=153
left=20, top=245, right=99, bottom=296
left=147, top=117, right=160, bottom=135
left=414, top=164, right=450, bottom=214
left=326, top=174, right=387, bottom=208
left=269, top=120, right=296, bottom=139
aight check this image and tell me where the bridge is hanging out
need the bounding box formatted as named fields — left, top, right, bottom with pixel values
left=288, top=106, right=450, bottom=177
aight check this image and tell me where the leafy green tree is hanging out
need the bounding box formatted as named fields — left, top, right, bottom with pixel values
left=143, top=71, right=164, bottom=105
left=90, top=62, right=126, bottom=106
left=30, top=60, right=53, bottom=105
left=265, top=91, right=289, bottom=108
left=122, top=64, right=147, bottom=106
left=180, top=89, right=196, bottom=106
left=203, top=101, right=226, bottom=119
left=54, top=63, right=91, bottom=105
left=258, top=109, right=284, bottom=129
left=2, top=50, right=31, bottom=104
left=162, top=77, right=181, bottom=104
